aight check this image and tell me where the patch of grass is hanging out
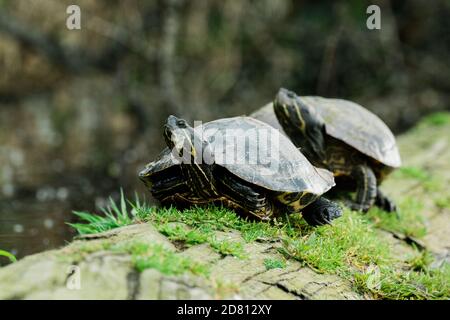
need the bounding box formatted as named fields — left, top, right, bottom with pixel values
left=113, top=242, right=209, bottom=276
left=365, top=198, right=427, bottom=238
left=396, top=166, right=429, bottom=181
left=406, top=250, right=434, bottom=272
left=0, top=249, right=16, bottom=263
left=421, top=112, right=450, bottom=127
left=281, top=209, right=449, bottom=299
left=264, top=258, right=286, bottom=270
left=240, top=221, right=282, bottom=242
left=282, top=210, right=391, bottom=274
left=58, top=240, right=113, bottom=263
left=157, top=220, right=246, bottom=258
left=209, top=238, right=246, bottom=259
left=158, top=224, right=209, bottom=246
left=355, top=264, right=450, bottom=300
left=210, top=237, right=245, bottom=258
left=61, top=238, right=209, bottom=277
left=69, top=190, right=146, bottom=235
left=143, top=205, right=280, bottom=258
left=435, top=196, right=450, bottom=209
left=150, top=206, right=244, bottom=232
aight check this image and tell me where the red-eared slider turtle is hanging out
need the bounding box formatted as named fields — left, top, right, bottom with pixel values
left=250, top=88, right=401, bottom=212
left=139, top=115, right=342, bottom=226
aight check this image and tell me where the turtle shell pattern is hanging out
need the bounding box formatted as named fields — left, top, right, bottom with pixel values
left=196, top=116, right=335, bottom=195
left=251, top=99, right=401, bottom=168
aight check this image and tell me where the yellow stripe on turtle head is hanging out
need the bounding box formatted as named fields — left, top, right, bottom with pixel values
left=293, top=100, right=306, bottom=133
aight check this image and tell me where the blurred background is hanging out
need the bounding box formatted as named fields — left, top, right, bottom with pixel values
left=0, top=0, right=449, bottom=263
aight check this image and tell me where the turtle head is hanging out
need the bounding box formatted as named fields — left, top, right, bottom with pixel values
left=273, top=88, right=326, bottom=162
left=164, top=115, right=213, bottom=164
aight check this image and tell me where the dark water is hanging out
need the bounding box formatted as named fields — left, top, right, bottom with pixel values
left=0, top=197, right=75, bottom=266
left=0, top=171, right=153, bottom=266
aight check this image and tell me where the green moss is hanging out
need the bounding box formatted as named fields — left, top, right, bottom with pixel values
left=209, top=238, right=246, bottom=259
left=264, top=258, right=286, bottom=270
left=58, top=240, right=112, bottom=263
left=158, top=224, right=209, bottom=246
left=113, top=242, right=209, bottom=276
left=157, top=220, right=246, bottom=258
left=365, top=198, right=427, bottom=238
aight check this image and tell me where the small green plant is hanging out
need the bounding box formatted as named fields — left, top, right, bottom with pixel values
left=69, top=190, right=146, bottom=235
left=209, top=238, right=246, bottom=259
left=406, top=250, right=433, bottom=272
left=264, top=258, right=286, bottom=270
left=158, top=224, right=209, bottom=246
left=435, top=196, right=450, bottom=209
left=0, top=249, right=16, bottom=263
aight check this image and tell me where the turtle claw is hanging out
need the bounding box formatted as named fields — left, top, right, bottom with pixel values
left=302, top=212, right=325, bottom=226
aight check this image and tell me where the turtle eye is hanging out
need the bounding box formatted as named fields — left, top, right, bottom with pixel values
left=176, top=120, right=187, bottom=128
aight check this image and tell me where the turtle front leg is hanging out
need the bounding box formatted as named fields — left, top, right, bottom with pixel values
left=375, top=189, right=397, bottom=213
left=346, top=164, right=377, bottom=212
left=215, top=168, right=273, bottom=220
left=302, top=197, right=342, bottom=226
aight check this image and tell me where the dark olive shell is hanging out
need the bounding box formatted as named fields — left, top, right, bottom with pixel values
left=251, top=99, right=401, bottom=168
left=141, top=116, right=335, bottom=197
left=198, top=116, right=335, bottom=194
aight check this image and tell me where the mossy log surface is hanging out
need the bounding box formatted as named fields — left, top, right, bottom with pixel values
left=0, top=116, right=449, bottom=300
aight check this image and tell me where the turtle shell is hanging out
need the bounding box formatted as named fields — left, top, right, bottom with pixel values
left=299, top=97, right=401, bottom=168
left=197, top=116, right=335, bottom=195
left=251, top=99, right=401, bottom=168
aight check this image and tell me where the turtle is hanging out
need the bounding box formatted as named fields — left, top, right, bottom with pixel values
left=250, top=88, right=401, bottom=212
left=139, top=115, right=342, bottom=226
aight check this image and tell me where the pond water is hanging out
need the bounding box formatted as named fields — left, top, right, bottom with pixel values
left=0, top=184, right=151, bottom=266
left=0, top=198, right=76, bottom=266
